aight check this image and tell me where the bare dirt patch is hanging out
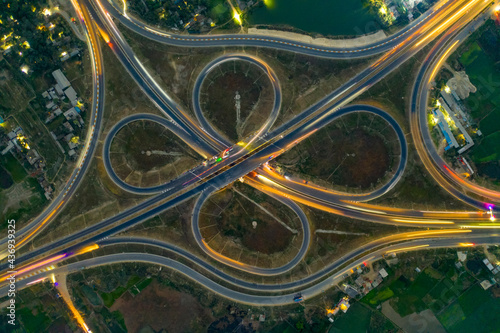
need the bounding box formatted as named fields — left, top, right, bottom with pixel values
left=277, top=112, right=397, bottom=189
left=110, top=280, right=213, bottom=333
left=199, top=183, right=301, bottom=265
left=109, top=120, right=202, bottom=187
left=200, top=60, right=274, bottom=142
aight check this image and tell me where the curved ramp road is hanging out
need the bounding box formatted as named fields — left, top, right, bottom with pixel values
left=411, top=5, right=500, bottom=212
left=192, top=53, right=281, bottom=147
left=103, top=0, right=454, bottom=59
left=0, top=3, right=106, bottom=256
left=3, top=234, right=500, bottom=305
left=102, top=113, right=215, bottom=194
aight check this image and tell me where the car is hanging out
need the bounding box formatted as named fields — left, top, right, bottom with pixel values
left=293, top=294, right=304, bottom=302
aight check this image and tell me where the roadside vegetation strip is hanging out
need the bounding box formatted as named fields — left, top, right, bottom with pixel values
left=105, top=0, right=446, bottom=58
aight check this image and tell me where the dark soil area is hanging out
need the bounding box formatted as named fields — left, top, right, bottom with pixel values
left=201, top=60, right=274, bottom=142
left=278, top=113, right=396, bottom=188
left=199, top=187, right=295, bottom=255
left=0, top=164, right=13, bottom=189
left=111, top=280, right=213, bottom=333
left=111, top=120, right=200, bottom=173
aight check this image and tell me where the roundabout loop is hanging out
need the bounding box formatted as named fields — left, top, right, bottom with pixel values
left=192, top=54, right=281, bottom=147
left=191, top=186, right=310, bottom=276
left=102, top=113, right=213, bottom=194
left=256, top=105, right=408, bottom=203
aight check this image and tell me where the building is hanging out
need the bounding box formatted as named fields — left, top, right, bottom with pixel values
left=26, top=149, right=40, bottom=165
left=55, top=84, right=64, bottom=96
left=64, top=86, right=78, bottom=105
left=480, top=280, right=493, bottom=290
left=483, top=259, right=494, bottom=271
left=52, top=69, right=71, bottom=89
left=432, top=108, right=459, bottom=150
left=457, top=251, right=467, bottom=262
left=1, top=141, right=14, bottom=155
left=379, top=268, right=389, bottom=279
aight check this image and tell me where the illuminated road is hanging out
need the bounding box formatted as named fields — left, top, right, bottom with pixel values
left=411, top=3, right=500, bottom=212
left=1, top=0, right=499, bottom=315
left=3, top=234, right=499, bottom=306
left=104, top=0, right=455, bottom=59
left=191, top=187, right=310, bottom=276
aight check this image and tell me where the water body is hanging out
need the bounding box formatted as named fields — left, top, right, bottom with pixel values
left=247, top=0, right=380, bottom=37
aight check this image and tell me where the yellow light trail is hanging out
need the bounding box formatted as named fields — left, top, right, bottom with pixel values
left=415, top=0, right=481, bottom=47
left=386, top=244, right=429, bottom=254
left=74, top=244, right=100, bottom=256
left=16, top=201, right=65, bottom=248
left=429, top=40, right=459, bottom=82
left=392, top=218, right=454, bottom=225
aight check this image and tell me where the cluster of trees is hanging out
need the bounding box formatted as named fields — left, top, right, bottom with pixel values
left=127, top=0, right=232, bottom=32
left=1, top=0, right=84, bottom=74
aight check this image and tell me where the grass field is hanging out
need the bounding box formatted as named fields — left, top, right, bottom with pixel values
left=277, top=112, right=397, bottom=189
left=455, top=21, right=500, bottom=179
left=200, top=60, right=273, bottom=142
left=0, top=153, right=27, bottom=183
left=437, top=284, right=500, bottom=333
left=362, top=287, right=394, bottom=306
left=329, top=303, right=372, bottom=333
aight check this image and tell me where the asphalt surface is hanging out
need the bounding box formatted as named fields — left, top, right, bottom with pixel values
left=0, top=3, right=106, bottom=252
left=1, top=0, right=499, bottom=311
left=410, top=4, right=500, bottom=213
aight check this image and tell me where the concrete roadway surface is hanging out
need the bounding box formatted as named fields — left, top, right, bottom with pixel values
left=411, top=2, right=500, bottom=211
left=191, top=186, right=310, bottom=276
left=94, top=0, right=488, bottom=206
left=0, top=104, right=478, bottom=281
left=102, top=113, right=216, bottom=194
left=0, top=2, right=106, bottom=256
left=104, top=0, right=453, bottom=59
left=3, top=234, right=500, bottom=306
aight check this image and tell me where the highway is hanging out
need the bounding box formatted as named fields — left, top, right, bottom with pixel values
left=3, top=233, right=500, bottom=306
left=1, top=0, right=499, bottom=315
left=191, top=186, right=310, bottom=276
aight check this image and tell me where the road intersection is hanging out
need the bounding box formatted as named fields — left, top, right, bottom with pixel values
left=1, top=0, right=500, bottom=312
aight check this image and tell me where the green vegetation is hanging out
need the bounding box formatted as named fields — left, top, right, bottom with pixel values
left=362, top=287, right=394, bottom=306
left=99, top=275, right=145, bottom=308
left=329, top=302, right=395, bottom=333
left=450, top=20, right=500, bottom=179
left=127, top=0, right=234, bottom=33
left=0, top=153, right=27, bottom=182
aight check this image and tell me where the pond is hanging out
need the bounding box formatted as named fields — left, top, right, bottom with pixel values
left=247, top=0, right=380, bottom=37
